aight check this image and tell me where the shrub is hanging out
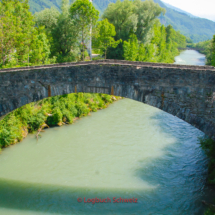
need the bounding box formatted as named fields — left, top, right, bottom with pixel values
left=47, top=107, right=63, bottom=126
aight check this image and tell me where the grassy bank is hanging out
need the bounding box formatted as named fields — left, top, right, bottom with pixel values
left=0, top=93, right=121, bottom=151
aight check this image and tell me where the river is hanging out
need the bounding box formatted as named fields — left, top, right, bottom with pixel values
left=0, top=50, right=214, bottom=215
left=174, top=49, right=206, bottom=65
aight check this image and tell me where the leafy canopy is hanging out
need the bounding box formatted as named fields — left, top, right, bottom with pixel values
left=0, top=0, right=53, bottom=68
left=93, top=19, right=121, bottom=59
left=70, top=0, right=99, bottom=60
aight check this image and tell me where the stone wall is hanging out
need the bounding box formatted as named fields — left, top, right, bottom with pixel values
left=0, top=60, right=215, bottom=139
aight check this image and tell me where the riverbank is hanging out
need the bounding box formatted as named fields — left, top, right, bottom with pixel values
left=0, top=93, right=122, bottom=152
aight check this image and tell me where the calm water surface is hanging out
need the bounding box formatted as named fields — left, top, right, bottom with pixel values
left=0, top=50, right=214, bottom=215
left=174, top=50, right=206, bottom=65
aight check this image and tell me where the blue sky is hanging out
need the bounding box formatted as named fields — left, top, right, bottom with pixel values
left=161, top=0, right=215, bottom=21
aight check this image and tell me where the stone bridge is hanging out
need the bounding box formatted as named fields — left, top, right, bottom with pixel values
left=0, top=60, right=215, bottom=139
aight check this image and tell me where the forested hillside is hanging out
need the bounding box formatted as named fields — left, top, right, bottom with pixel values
left=29, top=0, right=61, bottom=13
left=161, top=2, right=197, bottom=18
left=29, top=0, right=215, bottom=43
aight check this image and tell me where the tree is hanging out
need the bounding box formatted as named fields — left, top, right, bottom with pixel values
left=133, top=0, right=165, bottom=43
left=29, top=27, right=53, bottom=65
left=211, top=35, right=215, bottom=67
left=0, top=0, right=54, bottom=68
left=70, top=0, right=99, bottom=61
left=35, top=0, right=80, bottom=63
left=93, top=19, right=121, bottom=59
left=102, top=0, right=164, bottom=59
left=34, top=7, right=60, bottom=35
left=103, top=0, right=138, bottom=42
left=51, top=12, right=80, bottom=62
left=123, top=34, right=138, bottom=61
left=0, top=3, right=16, bottom=66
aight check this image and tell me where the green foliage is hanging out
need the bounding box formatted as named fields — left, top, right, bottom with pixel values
left=101, top=0, right=183, bottom=62
left=47, top=107, right=63, bottom=125
left=102, top=0, right=165, bottom=59
left=134, top=0, right=166, bottom=43
left=123, top=34, right=139, bottom=61
left=211, top=36, right=215, bottom=67
left=0, top=114, right=23, bottom=148
left=28, top=0, right=215, bottom=43
left=103, top=0, right=138, bottom=42
left=0, top=93, right=121, bottom=150
left=0, top=0, right=53, bottom=68
left=35, top=0, right=80, bottom=63
left=34, top=7, right=60, bottom=34
left=70, top=0, right=99, bottom=61
left=93, top=19, right=121, bottom=59
left=204, top=208, right=215, bottom=215
left=122, top=20, right=185, bottom=63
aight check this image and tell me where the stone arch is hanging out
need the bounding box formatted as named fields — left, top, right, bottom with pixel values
left=0, top=60, right=215, bottom=139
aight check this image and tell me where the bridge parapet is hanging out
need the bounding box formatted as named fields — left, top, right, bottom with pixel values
left=0, top=60, right=214, bottom=73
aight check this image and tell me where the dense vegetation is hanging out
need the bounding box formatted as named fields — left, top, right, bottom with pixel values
left=101, top=0, right=186, bottom=62
left=28, top=0, right=215, bottom=43
left=0, top=0, right=188, bottom=68
left=0, top=93, right=120, bottom=150
left=0, top=0, right=56, bottom=68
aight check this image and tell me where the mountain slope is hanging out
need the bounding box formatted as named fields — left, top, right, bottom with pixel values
left=161, top=1, right=197, bottom=18
left=153, top=0, right=215, bottom=42
left=29, top=0, right=61, bottom=13
left=29, top=0, right=215, bottom=43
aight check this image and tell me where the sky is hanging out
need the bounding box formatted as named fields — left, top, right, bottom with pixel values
left=161, top=0, right=215, bottom=21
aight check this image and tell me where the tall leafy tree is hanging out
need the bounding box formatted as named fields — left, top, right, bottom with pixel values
left=211, top=35, right=215, bottom=67
left=70, top=0, right=99, bottom=61
left=34, top=7, right=60, bottom=35
left=93, top=19, right=121, bottom=59
left=133, top=0, right=165, bottom=43
left=30, top=27, right=53, bottom=65
left=123, top=34, right=138, bottom=61
left=103, top=0, right=138, bottom=42
left=51, top=0, right=80, bottom=62
left=102, top=0, right=164, bottom=59
left=0, top=0, right=52, bottom=68
left=35, top=0, right=80, bottom=63
left=0, top=2, right=16, bottom=66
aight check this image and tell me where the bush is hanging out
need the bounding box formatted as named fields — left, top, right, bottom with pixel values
left=62, top=109, right=74, bottom=124
left=75, top=102, right=90, bottom=117
left=47, top=107, right=63, bottom=126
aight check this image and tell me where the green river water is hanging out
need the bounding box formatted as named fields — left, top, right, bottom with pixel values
left=0, top=50, right=214, bottom=215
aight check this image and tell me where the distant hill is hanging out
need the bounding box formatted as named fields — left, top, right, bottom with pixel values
left=29, top=0, right=215, bottom=43
left=153, top=0, right=215, bottom=42
left=29, top=0, right=61, bottom=13
left=161, top=1, right=197, bottom=18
